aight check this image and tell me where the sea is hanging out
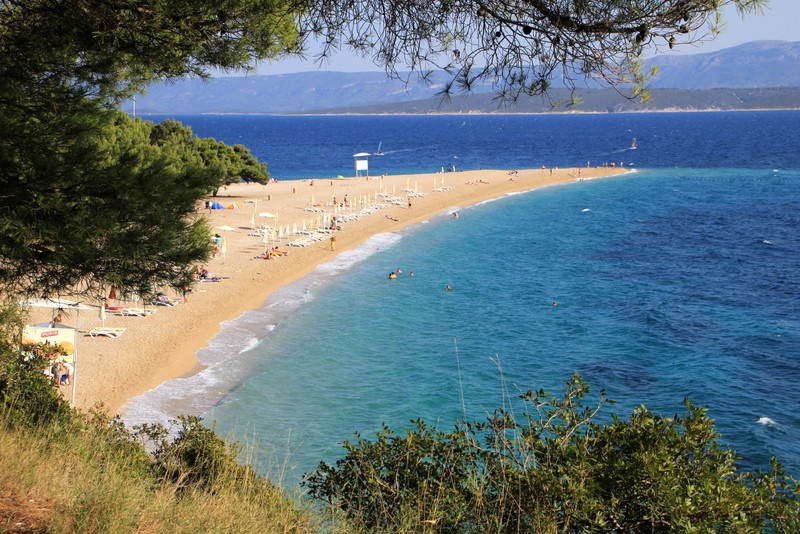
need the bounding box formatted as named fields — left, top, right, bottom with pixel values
left=122, top=111, right=800, bottom=490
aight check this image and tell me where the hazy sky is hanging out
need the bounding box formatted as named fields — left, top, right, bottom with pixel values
left=253, top=0, right=798, bottom=75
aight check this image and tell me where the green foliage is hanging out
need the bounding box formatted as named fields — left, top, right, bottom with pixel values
left=0, top=0, right=288, bottom=302
left=151, top=120, right=269, bottom=189
left=0, top=109, right=211, bottom=299
left=0, top=304, right=73, bottom=429
left=306, top=375, right=800, bottom=532
left=138, top=415, right=274, bottom=497
left=0, top=0, right=302, bottom=104
left=306, top=420, right=485, bottom=531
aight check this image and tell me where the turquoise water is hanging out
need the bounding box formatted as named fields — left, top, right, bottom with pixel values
left=123, top=112, right=800, bottom=490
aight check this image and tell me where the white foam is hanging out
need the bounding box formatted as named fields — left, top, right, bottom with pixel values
left=121, top=229, right=410, bottom=429
left=757, top=416, right=777, bottom=426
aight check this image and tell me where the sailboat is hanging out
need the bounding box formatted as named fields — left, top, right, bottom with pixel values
left=374, top=141, right=384, bottom=156
left=630, top=137, right=638, bottom=150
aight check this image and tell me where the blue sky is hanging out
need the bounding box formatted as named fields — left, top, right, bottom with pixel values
left=254, top=0, right=798, bottom=75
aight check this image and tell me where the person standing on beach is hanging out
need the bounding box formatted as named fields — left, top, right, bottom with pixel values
left=330, top=235, right=336, bottom=251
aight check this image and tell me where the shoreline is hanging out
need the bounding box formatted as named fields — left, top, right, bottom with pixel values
left=29, top=166, right=627, bottom=416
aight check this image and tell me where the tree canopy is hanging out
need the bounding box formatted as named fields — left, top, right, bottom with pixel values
left=0, top=0, right=291, bottom=300
left=0, top=112, right=256, bottom=300
left=300, top=0, right=766, bottom=100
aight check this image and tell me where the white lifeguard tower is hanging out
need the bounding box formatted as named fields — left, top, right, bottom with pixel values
left=353, top=152, right=370, bottom=178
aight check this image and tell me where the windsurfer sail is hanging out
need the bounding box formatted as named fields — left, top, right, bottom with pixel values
left=630, top=137, right=638, bottom=150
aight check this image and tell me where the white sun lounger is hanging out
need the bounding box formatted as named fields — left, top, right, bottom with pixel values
left=88, top=327, right=126, bottom=338
left=117, top=307, right=155, bottom=317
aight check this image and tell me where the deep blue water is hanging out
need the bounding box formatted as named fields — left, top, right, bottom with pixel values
left=145, top=111, right=797, bottom=178
left=126, top=111, right=800, bottom=489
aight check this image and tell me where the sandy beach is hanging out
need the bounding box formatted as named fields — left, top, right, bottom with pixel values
left=29, top=166, right=625, bottom=415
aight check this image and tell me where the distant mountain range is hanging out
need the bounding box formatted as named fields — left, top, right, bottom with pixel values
left=131, top=41, right=800, bottom=115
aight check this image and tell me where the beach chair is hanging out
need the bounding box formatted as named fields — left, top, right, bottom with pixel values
left=88, top=327, right=126, bottom=338
left=151, top=294, right=181, bottom=306
left=117, top=307, right=155, bottom=317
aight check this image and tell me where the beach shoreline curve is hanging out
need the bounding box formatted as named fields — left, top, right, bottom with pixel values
left=30, top=166, right=627, bottom=417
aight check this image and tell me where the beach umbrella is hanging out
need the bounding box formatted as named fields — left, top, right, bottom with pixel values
left=99, top=301, right=106, bottom=327
left=292, top=223, right=298, bottom=235
left=258, top=212, right=275, bottom=233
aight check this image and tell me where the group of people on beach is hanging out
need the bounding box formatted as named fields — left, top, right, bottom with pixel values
left=49, top=357, right=73, bottom=387
left=256, top=246, right=290, bottom=260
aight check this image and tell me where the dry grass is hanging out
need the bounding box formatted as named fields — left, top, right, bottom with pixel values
left=0, top=418, right=319, bottom=533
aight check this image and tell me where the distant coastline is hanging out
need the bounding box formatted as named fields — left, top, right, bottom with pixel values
left=296, top=88, right=800, bottom=116
left=287, top=106, right=800, bottom=117
left=141, top=105, right=800, bottom=118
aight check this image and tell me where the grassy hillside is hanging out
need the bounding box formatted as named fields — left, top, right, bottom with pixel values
left=0, top=410, right=318, bottom=533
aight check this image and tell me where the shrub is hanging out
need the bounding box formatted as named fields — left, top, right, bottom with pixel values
left=0, top=304, right=73, bottom=429
left=139, top=415, right=274, bottom=498
left=305, top=375, right=800, bottom=532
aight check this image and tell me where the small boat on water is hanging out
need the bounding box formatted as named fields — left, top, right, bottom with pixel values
left=630, top=137, right=638, bottom=150
left=374, top=141, right=384, bottom=156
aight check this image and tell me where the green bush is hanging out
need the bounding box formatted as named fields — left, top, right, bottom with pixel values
left=305, top=375, right=800, bottom=532
left=138, top=415, right=274, bottom=498
left=0, top=304, right=74, bottom=429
